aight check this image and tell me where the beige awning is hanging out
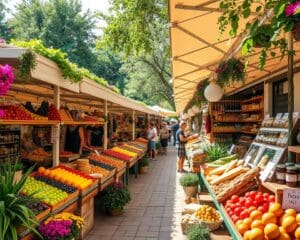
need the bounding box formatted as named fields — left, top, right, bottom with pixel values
left=169, top=0, right=300, bottom=112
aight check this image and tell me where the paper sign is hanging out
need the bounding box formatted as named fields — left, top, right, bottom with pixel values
left=282, top=188, right=300, bottom=212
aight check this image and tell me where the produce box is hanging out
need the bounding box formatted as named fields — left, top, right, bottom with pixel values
left=99, top=175, right=114, bottom=191
left=35, top=207, right=51, bottom=222
left=50, top=189, right=79, bottom=212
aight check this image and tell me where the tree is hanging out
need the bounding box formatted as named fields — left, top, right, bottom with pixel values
left=0, top=0, right=14, bottom=40
left=100, top=0, right=175, bottom=109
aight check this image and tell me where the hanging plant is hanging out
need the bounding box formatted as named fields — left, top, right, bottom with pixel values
left=0, top=64, right=14, bottom=95
left=197, top=79, right=209, bottom=101
left=215, top=58, right=245, bottom=88
left=18, top=50, right=37, bottom=82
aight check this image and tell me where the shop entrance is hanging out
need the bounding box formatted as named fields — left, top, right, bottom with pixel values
left=272, top=79, right=288, bottom=116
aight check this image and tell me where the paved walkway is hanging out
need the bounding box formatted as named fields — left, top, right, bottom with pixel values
left=87, top=146, right=186, bottom=240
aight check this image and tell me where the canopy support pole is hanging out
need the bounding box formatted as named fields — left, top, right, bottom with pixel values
left=288, top=32, right=294, bottom=162
left=52, top=86, right=60, bottom=167
left=132, top=110, right=136, bottom=140
left=104, top=100, right=108, bottom=150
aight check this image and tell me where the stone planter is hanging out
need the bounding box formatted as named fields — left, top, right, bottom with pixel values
left=183, top=185, right=198, bottom=198
left=140, top=166, right=149, bottom=174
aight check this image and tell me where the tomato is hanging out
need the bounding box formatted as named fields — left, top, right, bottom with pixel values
left=234, top=207, right=243, bottom=216
left=249, top=191, right=257, bottom=200
left=228, top=210, right=234, bottom=217
left=231, top=195, right=239, bottom=203
left=226, top=207, right=231, bottom=212
left=240, top=210, right=250, bottom=219
left=258, top=206, right=268, bottom=213
left=226, top=200, right=232, bottom=206
left=230, top=204, right=236, bottom=211
left=268, top=195, right=275, bottom=202
left=240, top=197, right=246, bottom=205
left=232, top=215, right=240, bottom=224
left=263, top=202, right=269, bottom=209
left=245, top=192, right=251, bottom=197
left=263, top=192, right=270, bottom=198
left=255, top=194, right=264, bottom=204
left=245, top=199, right=254, bottom=208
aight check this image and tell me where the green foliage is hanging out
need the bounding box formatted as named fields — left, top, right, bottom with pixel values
left=0, top=0, right=14, bottom=40
left=17, top=50, right=37, bottom=82
left=187, top=225, right=211, bottom=240
left=204, top=144, right=228, bottom=162
left=216, top=58, right=245, bottom=88
left=103, top=182, right=131, bottom=211
left=0, top=164, right=40, bottom=240
left=139, top=156, right=150, bottom=167
left=179, top=173, right=199, bottom=187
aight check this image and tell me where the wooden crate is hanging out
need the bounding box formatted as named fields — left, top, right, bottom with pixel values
left=99, top=175, right=114, bottom=191
left=80, top=180, right=99, bottom=197
left=36, top=207, right=51, bottom=222
left=79, top=187, right=98, bottom=206
left=115, top=167, right=126, bottom=181
left=50, top=190, right=79, bottom=212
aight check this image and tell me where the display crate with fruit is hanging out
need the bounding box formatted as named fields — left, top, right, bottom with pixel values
left=89, top=153, right=126, bottom=171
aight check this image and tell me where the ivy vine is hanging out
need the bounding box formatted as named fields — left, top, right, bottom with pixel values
left=18, top=50, right=37, bottom=82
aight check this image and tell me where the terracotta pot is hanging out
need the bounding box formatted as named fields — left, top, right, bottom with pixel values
left=183, top=185, right=198, bottom=198
left=108, top=208, right=123, bottom=216
left=293, top=21, right=300, bottom=41
left=140, top=166, right=148, bottom=174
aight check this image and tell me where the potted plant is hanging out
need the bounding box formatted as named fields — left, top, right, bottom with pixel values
left=103, top=182, right=131, bottom=215
left=179, top=173, right=199, bottom=198
left=139, top=156, right=149, bottom=174
left=38, top=212, right=84, bottom=240
left=187, top=225, right=211, bottom=240
left=250, top=24, right=273, bottom=48
left=215, top=58, right=245, bottom=88
left=0, top=163, right=40, bottom=240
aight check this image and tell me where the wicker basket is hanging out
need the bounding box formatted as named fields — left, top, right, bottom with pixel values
left=293, top=21, right=300, bottom=41
left=199, top=211, right=223, bottom=231
left=183, top=186, right=198, bottom=198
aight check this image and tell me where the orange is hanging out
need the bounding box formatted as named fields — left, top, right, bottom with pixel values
left=282, top=216, right=297, bottom=233
left=235, top=219, right=243, bottom=227
left=44, top=169, right=50, bottom=176
left=279, top=226, right=287, bottom=234
left=248, top=206, right=257, bottom=213
left=251, top=220, right=264, bottom=231
left=295, top=226, right=300, bottom=239
left=243, top=218, right=252, bottom=228
left=296, top=213, right=300, bottom=224
left=250, top=210, right=263, bottom=221
left=269, top=202, right=283, bottom=218
left=249, top=228, right=264, bottom=240
left=262, top=212, right=277, bottom=225
left=237, top=222, right=249, bottom=235
left=38, top=166, right=46, bottom=174
left=284, top=209, right=297, bottom=217
left=264, top=223, right=281, bottom=239
left=278, top=233, right=291, bottom=240
left=244, top=230, right=251, bottom=240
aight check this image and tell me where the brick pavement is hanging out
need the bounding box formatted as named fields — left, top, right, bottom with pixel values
left=86, top=147, right=187, bottom=240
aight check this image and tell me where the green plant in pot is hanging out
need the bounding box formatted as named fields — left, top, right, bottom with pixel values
left=139, top=156, right=149, bottom=174
left=187, top=225, right=211, bottom=240
left=0, top=163, right=40, bottom=240
left=103, top=182, right=131, bottom=215
left=179, top=173, right=199, bottom=198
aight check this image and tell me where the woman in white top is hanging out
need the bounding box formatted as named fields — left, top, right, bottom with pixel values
left=147, top=122, right=157, bottom=160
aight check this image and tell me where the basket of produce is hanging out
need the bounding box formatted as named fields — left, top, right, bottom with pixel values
left=194, top=205, right=223, bottom=231
left=181, top=214, right=202, bottom=235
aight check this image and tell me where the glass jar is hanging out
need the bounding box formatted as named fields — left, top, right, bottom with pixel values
left=286, top=166, right=298, bottom=187
left=276, top=164, right=286, bottom=184
left=295, top=164, right=300, bottom=187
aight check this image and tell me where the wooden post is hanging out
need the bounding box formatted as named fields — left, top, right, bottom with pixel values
left=52, top=86, right=60, bottom=166
left=132, top=110, right=136, bottom=140
left=288, top=31, right=294, bottom=162
left=104, top=100, right=108, bottom=150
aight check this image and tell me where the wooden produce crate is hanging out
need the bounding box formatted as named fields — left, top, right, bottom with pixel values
left=60, top=153, right=80, bottom=162
left=79, top=186, right=98, bottom=206
left=115, top=166, right=126, bottom=181
left=50, top=190, right=79, bottom=213
left=99, top=175, right=114, bottom=191
left=128, top=157, right=138, bottom=168
left=258, top=181, right=292, bottom=205
left=35, top=207, right=51, bottom=222
left=80, top=180, right=98, bottom=198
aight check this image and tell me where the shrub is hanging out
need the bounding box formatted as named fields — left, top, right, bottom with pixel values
left=187, top=225, right=211, bottom=240
left=139, top=157, right=149, bottom=167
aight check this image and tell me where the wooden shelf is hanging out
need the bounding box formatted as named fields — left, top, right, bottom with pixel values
left=259, top=181, right=295, bottom=204
left=61, top=121, right=105, bottom=125
left=288, top=146, right=300, bottom=154
left=241, top=108, right=263, bottom=113
left=213, top=120, right=262, bottom=123
left=212, top=130, right=238, bottom=133
left=241, top=131, right=258, bottom=135
left=242, top=96, right=263, bottom=104
left=0, top=120, right=60, bottom=125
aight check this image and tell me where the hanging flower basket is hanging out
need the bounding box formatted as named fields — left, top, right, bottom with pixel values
left=285, top=1, right=300, bottom=41
left=0, top=64, right=14, bottom=96
left=215, top=58, right=245, bottom=88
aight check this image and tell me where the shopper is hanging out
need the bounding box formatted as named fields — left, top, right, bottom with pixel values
left=65, top=125, right=92, bottom=155
left=147, top=122, right=157, bottom=161
left=172, top=121, right=179, bottom=146
left=176, top=122, right=194, bottom=172
left=91, top=125, right=104, bottom=147
left=160, top=122, right=169, bottom=155
left=167, top=121, right=172, bottom=142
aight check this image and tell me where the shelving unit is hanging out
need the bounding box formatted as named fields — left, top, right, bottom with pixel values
left=0, top=128, right=21, bottom=165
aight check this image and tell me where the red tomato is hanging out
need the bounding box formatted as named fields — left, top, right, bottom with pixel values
left=258, top=206, right=267, bottom=213
left=234, top=207, right=242, bottom=216
left=268, top=195, right=275, bottom=202
left=263, top=202, right=269, bottom=209
left=226, top=200, right=232, bottom=206
left=230, top=204, right=236, bottom=211
left=239, top=197, right=246, bottom=205
left=240, top=210, right=250, bottom=219
left=245, top=199, right=254, bottom=208
left=255, top=194, right=264, bottom=204
left=263, top=192, right=270, bottom=198
left=231, top=215, right=240, bottom=223
left=245, top=192, right=251, bottom=197
left=249, top=191, right=257, bottom=199
left=231, top=195, right=239, bottom=203
left=228, top=210, right=234, bottom=217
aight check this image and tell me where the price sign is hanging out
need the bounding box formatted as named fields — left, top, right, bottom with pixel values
left=282, top=188, right=300, bottom=211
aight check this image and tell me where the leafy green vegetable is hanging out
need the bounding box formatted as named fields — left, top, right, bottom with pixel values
left=204, top=144, right=228, bottom=162
left=187, top=225, right=211, bottom=240
left=179, top=173, right=199, bottom=187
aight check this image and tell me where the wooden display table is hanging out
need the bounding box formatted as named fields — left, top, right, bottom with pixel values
left=288, top=146, right=300, bottom=162
left=259, top=181, right=294, bottom=204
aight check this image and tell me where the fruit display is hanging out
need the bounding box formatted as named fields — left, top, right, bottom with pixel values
left=103, top=149, right=133, bottom=162
left=118, top=145, right=142, bottom=154
left=22, top=177, right=68, bottom=206
left=0, top=105, right=49, bottom=120
left=83, top=115, right=98, bottom=122
left=22, top=148, right=52, bottom=161
left=195, top=205, right=222, bottom=223
left=59, top=108, right=73, bottom=121
left=60, top=151, right=74, bottom=157
left=136, top=137, right=148, bottom=144
left=34, top=174, right=77, bottom=194
left=111, top=147, right=138, bottom=158
left=39, top=165, right=94, bottom=190
left=89, top=154, right=126, bottom=169
left=89, top=165, right=111, bottom=179
left=224, top=191, right=276, bottom=224
left=229, top=201, right=300, bottom=240
left=89, top=159, right=115, bottom=171
left=26, top=201, right=49, bottom=215
left=47, top=104, right=61, bottom=120
left=127, top=142, right=146, bottom=150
